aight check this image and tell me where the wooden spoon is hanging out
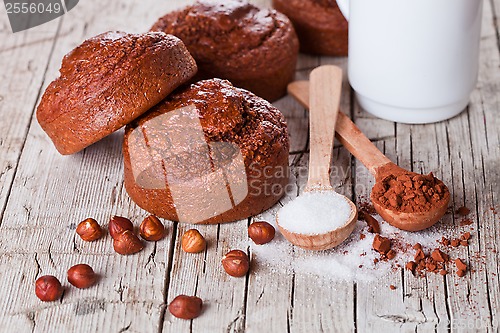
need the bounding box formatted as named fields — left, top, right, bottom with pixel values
left=276, top=65, right=358, bottom=250
left=287, top=81, right=450, bottom=231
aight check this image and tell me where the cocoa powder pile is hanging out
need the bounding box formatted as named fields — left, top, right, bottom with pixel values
left=405, top=242, right=469, bottom=278
left=372, top=171, right=449, bottom=213
left=360, top=202, right=472, bottom=278
left=373, top=234, right=396, bottom=260
left=406, top=244, right=450, bottom=277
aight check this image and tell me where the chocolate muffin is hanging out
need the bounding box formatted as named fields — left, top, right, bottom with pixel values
left=123, top=79, right=290, bottom=224
left=273, top=0, right=348, bottom=56
left=150, top=0, right=299, bottom=102
left=36, top=31, right=197, bottom=155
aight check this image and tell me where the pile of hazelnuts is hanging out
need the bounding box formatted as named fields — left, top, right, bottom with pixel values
left=34, top=215, right=165, bottom=302
left=34, top=216, right=276, bottom=321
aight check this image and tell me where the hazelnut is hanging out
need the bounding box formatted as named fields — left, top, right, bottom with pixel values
left=221, top=250, right=249, bottom=277
left=108, top=216, right=134, bottom=239
left=181, top=229, right=206, bottom=253
left=67, top=264, right=97, bottom=289
left=113, top=230, right=144, bottom=255
left=76, top=218, right=103, bottom=241
left=248, top=221, right=275, bottom=245
left=35, top=275, right=63, bottom=302
left=139, top=215, right=165, bottom=241
left=168, top=295, right=203, bottom=319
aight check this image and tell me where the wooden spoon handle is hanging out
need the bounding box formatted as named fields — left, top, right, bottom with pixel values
left=307, top=66, right=343, bottom=189
left=288, top=80, right=392, bottom=176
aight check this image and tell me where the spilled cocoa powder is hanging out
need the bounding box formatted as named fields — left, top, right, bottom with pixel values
left=460, top=219, right=473, bottom=226
left=438, top=232, right=471, bottom=248
left=370, top=224, right=399, bottom=262
left=371, top=165, right=449, bottom=213
left=405, top=245, right=469, bottom=277
left=373, top=235, right=391, bottom=255
left=358, top=210, right=380, bottom=233
left=455, top=206, right=474, bottom=226
left=361, top=202, right=471, bottom=278
left=405, top=235, right=471, bottom=278
left=406, top=246, right=450, bottom=277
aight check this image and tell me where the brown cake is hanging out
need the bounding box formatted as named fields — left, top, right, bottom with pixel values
left=36, top=31, right=197, bottom=155
left=123, top=79, right=290, bottom=224
left=150, top=0, right=299, bottom=102
left=273, top=0, right=348, bottom=56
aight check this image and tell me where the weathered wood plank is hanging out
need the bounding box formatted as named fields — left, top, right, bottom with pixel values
left=0, top=0, right=498, bottom=332
left=245, top=56, right=356, bottom=333
left=444, top=0, right=500, bottom=331
left=290, top=154, right=355, bottom=333
left=0, top=15, right=60, bottom=223
left=356, top=1, right=500, bottom=332
left=0, top=252, right=166, bottom=332
left=161, top=220, right=250, bottom=333
left=442, top=0, right=500, bottom=330
left=0, top=0, right=194, bottom=332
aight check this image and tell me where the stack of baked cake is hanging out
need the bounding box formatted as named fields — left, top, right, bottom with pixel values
left=36, top=0, right=347, bottom=224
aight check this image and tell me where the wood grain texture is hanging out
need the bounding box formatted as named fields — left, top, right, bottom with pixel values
left=287, top=80, right=393, bottom=175
left=0, top=0, right=498, bottom=332
left=307, top=65, right=343, bottom=189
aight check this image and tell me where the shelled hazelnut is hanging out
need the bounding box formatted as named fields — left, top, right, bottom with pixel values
left=113, top=230, right=144, bottom=255
left=140, top=215, right=165, bottom=241
left=67, top=264, right=97, bottom=289
left=248, top=221, right=275, bottom=245
left=168, top=295, right=203, bottom=319
left=181, top=229, right=206, bottom=253
left=221, top=250, right=249, bottom=277
left=76, top=218, right=103, bottom=241
left=108, top=216, right=134, bottom=239
left=35, top=275, right=63, bottom=302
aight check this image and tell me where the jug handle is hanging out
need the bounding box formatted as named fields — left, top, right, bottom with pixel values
left=336, top=0, right=350, bottom=20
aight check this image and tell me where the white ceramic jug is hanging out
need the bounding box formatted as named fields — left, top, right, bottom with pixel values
left=336, top=0, right=483, bottom=123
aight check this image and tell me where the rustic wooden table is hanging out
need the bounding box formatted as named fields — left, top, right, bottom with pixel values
left=0, top=0, right=499, bottom=332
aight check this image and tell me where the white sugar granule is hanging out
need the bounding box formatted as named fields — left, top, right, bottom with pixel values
left=251, top=213, right=470, bottom=282
left=277, top=191, right=352, bottom=235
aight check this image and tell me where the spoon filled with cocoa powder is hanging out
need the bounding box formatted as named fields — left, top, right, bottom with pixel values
left=277, top=66, right=358, bottom=250
left=287, top=81, right=450, bottom=231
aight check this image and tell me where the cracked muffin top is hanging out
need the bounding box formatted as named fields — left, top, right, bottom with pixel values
left=123, top=79, right=290, bottom=223
left=151, top=0, right=299, bottom=101
left=126, top=78, right=289, bottom=169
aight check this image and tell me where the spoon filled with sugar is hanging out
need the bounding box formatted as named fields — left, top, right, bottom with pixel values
left=287, top=81, right=450, bottom=231
left=276, top=65, right=358, bottom=250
